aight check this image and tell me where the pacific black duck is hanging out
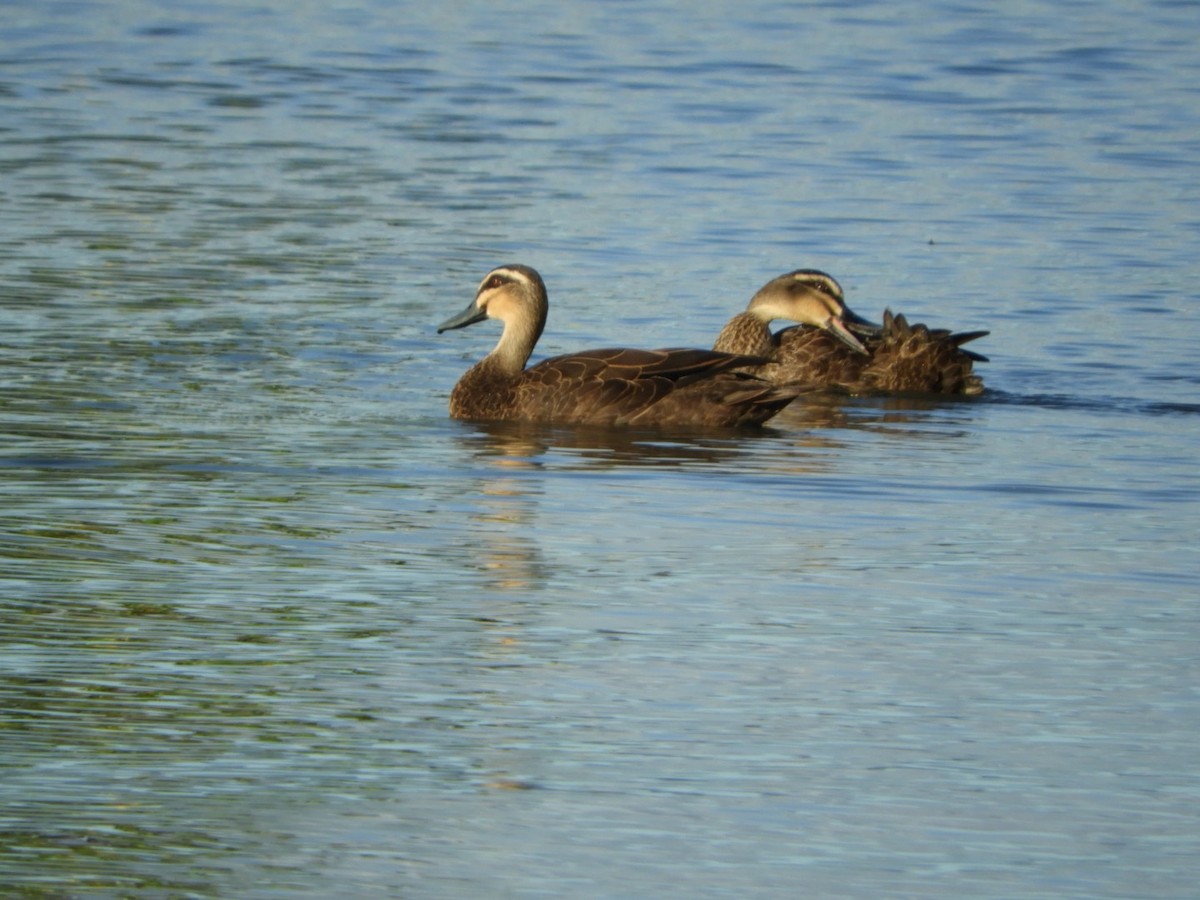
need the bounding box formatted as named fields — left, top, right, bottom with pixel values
left=439, top=264, right=803, bottom=426
left=714, top=269, right=989, bottom=396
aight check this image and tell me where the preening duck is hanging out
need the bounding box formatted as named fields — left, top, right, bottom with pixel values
left=713, top=269, right=988, bottom=396
left=438, top=264, right=802, bottom=427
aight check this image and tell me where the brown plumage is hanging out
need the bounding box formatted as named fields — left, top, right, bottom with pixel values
left=438, top=264, right=801, bottom=427
left=714, top=269, right=989, bottom=397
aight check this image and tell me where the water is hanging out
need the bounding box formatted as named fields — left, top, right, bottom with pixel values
left=3, top=1, right=1199, bottom=896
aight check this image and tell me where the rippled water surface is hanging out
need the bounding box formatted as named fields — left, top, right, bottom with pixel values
left=3, top=1, right=1199, bottom=897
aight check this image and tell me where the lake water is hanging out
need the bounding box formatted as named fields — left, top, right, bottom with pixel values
left=2, top=1, right=1199, bottom=897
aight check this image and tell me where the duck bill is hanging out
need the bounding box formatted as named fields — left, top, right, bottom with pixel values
left=842, top=307, right=883, bottom=337
left=827, top=316, right=870, bottom=355
left=438, top=300, right=488, bottom=333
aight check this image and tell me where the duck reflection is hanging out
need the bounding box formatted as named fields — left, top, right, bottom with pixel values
left=459, top=418, right=794, bottom=471
left=458, top=430, right=546, bottom=595
left=459, top=396, right=984, bottom=480
left=450, top=419, right=789, bottom=596
left=774, top=392, right=988, bottom=441
left=449, top=395, right=984, bottom=597
left=472, top=494, right=542, bottom=594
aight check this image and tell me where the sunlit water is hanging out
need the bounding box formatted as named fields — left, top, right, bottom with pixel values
left=3, top=1, right=1199, bottom=897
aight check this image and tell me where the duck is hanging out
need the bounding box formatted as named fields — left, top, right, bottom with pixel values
left=713, top=269, right=989, bottom=396
left=438, top=264, right=803, bottom=427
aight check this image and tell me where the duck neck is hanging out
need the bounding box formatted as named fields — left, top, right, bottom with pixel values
left=485, top=310, right=542, bottom=376
left=714, top=311, right=775, bottom=357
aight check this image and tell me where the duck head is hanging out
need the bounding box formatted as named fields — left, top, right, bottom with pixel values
left=439, top=264, right=548, bottom=332
left=747, top=269, right=880, bottom=354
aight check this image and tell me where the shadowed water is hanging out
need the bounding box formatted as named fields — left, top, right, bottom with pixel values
left=3, top=1, right=1199, bottom=897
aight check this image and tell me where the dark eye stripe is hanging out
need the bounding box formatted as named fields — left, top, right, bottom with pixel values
left=811, top=279, right=842, bottom=300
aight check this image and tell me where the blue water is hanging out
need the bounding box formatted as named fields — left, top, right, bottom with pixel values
left=2, top=1, right=1199, bottom=897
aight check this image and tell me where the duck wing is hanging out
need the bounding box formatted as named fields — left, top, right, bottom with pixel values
left=519, top=347, right=788, bottom=426
left=533, top=347, right=766, bottom=381
left=855, top=311, right=988, bottom=395
left=772, top=327, right=873, bottom=388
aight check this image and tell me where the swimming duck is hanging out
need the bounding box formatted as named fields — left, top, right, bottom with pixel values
left=438, top=264, right=802, bottom=427
left=713, top=269, right=989, bottom=396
